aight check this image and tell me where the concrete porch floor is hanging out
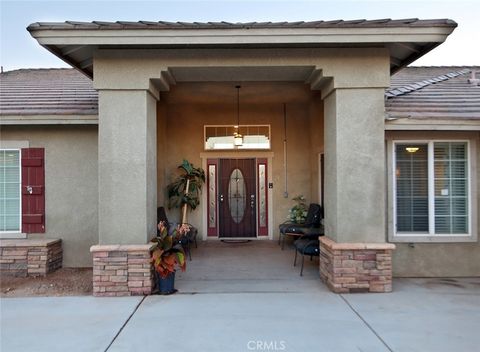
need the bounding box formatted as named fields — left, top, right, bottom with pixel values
left=1, top=240, right=479, bottom=352
left=175, top=239, right=324, bottom=294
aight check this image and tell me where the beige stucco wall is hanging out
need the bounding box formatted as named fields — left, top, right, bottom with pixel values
left=0, top=125, right=98, bottom=267
left=158, top=82, right=319, bottom=236
left=323, top=88, right=387, bottom=243
left=386, top=131, right=480, bottom=277
left=98, top=90, right=157, bottom=245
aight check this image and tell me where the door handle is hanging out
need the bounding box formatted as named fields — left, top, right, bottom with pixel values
left=250, top=194, right=255, bottom=208
left=220, top=194, right=224, bottom=202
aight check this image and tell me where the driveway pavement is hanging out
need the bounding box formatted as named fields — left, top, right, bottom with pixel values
left=1, top=277, right=479, bottom=352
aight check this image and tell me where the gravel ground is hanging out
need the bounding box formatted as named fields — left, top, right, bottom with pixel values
left=0, top=268, right=92, bottom=297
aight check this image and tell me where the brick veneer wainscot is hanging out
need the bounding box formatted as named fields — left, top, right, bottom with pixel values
left=90, top=244, right=154, bottom=297
left=319, top=237, right=395, bottom=293
left=0, top=239, right=62, bottom=277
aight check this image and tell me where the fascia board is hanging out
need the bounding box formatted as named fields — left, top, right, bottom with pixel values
left=30, top=27, right=454, bottom=46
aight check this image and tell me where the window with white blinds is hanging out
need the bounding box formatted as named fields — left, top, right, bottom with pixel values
left=395, top=144, right=429, bottom=233
left=434, top=142, right=468, bottom=234
left=0, top=150, right=21, bottom=232
left=394, top=141, right=470, bottom=236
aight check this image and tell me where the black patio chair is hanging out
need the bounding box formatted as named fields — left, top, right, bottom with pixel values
left=293, top=234, right=323, bottom=276
left=178, top=226, right=198, bottom=261
left=278, top=203, right=323, bottom=250
left=157, top=206, right=197, bottom=261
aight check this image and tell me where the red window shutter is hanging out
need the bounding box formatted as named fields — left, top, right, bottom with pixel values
left=21, top=148, right=45, bottom=233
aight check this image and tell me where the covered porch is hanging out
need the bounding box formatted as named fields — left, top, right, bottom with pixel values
left=92, top=53, right=397, bottom=294
left=176, top=240, right=322, bottom=294
left=27, top=19, right=456, bottom=294
left=92, top=51, right=390, bottom=247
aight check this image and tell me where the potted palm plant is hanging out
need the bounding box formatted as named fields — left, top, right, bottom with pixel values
left=151, top=222, right=190, bottom=294
left=167, top=159, right=205, bottom=224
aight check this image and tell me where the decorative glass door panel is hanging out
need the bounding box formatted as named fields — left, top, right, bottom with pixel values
left=228, top=169, right=246, bottom=224
left=219, top=159, right=256, bottom=237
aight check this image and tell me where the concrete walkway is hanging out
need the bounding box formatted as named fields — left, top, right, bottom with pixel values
left=1, top=241, right=479, bottom=352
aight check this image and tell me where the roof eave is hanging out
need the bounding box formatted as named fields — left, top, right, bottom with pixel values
left=27, top=22, right=457, bottom=78
left=26, top=19, right=458, bottom=31
left=27, top=25, right=456, bottom=45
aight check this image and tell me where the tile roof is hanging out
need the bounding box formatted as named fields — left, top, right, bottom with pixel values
left=386, top=67, right=480, bottom=120
left=27, top=19, right=456, bottom=31
left=0, top=68, right=97, bottom=116
left=1, top=66, right=479, bottom=122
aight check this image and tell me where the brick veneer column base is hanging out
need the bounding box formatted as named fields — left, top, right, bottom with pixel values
left=0, top=239, right=62, bottom=277
left=90, top=244, right=154, bottom=297
left=319, top=237, right=395, bottom=293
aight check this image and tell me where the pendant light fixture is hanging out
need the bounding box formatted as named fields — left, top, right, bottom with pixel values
left=234, top=85, right=243, bottom=147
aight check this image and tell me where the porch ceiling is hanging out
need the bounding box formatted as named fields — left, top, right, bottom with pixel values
left=27, top=19, right=457, bottom=78
left=161, top=81, right=315, bottom=104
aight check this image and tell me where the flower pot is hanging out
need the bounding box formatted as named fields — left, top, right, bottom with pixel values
left=156, top=271, right=177, bottom=295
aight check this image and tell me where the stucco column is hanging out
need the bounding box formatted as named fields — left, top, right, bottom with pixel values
left=323, top=88, right=385, bottom=243
left=98, top=89, right=157, bottom=244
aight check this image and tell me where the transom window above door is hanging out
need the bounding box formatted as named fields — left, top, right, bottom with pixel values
left=204, top=125, right=271, bottom=150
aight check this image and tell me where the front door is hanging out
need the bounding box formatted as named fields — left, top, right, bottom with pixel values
left=219, top=158, right=256, bottom=237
